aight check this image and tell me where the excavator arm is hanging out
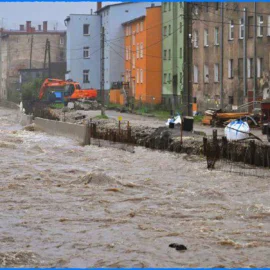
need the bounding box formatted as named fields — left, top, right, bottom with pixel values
left=39, top=78, right=68, bottom=100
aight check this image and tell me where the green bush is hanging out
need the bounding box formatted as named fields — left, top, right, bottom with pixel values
left=21, top=78, right=43, bottom=101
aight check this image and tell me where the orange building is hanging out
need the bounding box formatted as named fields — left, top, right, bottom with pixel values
left=123, top=5, right=162, bottom=104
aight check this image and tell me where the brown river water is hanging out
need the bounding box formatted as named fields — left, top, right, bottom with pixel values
left=0, top=107, right=269, bottom=268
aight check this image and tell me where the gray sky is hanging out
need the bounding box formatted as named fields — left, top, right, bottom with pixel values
left=0, top=2, right=117, bottom=30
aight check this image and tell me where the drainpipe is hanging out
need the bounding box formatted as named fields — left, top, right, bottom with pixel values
left=220, top=2, right=224, bottom=110
left=243, top=7, right=247, bottom=99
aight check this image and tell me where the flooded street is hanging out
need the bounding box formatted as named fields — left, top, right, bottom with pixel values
left=0, top=107, right=269, bottom=267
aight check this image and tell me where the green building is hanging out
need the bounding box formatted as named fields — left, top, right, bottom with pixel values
left=162, top=2, right=185, bottom=111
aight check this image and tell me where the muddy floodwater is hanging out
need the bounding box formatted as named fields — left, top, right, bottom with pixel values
left=0, top=107, right=269, bottom=267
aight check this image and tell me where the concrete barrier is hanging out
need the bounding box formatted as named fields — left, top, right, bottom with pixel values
left=19, top=113, right=33, bottom=126
left=0, top=100, right=20, bottom=110
left=34, top=117, right=89, bottom=145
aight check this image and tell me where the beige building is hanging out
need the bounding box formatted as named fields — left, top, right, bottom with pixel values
left=0, top=21, right=66, bottom=100
left=192, top=2, right=270, bottom=112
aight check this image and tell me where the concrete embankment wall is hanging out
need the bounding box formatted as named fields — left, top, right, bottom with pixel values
left=34, top=117, right=89, bottom=145
left=0, top=100, right=19, bottom=110
left=0, top=100, right=33, bottom=126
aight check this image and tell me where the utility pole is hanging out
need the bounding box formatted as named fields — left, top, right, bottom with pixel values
left=29, top=34, right=34, bottom=69
left=183, top=2, right=192, bottom=116
left=253, top=2, right=257, bottom=108
left=100, top=26, right=105, bottom=116
left=243, top=7, right=247, bottom=99
left=48, top=40, right=51, bottom=78
left=43, top=38, right=48, bottom=79
left=220, top=2, right=224, bottom=110
left=187, top=2, right=193, bottom=116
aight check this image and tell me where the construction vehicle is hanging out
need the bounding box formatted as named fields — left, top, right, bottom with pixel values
left=39, top=78, right=97, bottom=104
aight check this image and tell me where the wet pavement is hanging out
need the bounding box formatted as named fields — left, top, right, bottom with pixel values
left=0, top=107, right=269, bottom=267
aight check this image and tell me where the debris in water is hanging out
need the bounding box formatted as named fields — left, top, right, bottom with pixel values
left=104, top=188, right=121, bottom=192
left=169, top=243, right=187, bottom=251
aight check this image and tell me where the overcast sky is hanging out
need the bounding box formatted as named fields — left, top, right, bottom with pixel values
left=0, top=2, right=117, bottom=30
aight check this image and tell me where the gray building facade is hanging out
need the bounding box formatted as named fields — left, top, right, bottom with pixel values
left=64, top=14, right=101, bottom=89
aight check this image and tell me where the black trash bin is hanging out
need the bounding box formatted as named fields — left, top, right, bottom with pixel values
left=169, top=122, right=175, bottom=129
left=183, top=116, right=194, bottom=131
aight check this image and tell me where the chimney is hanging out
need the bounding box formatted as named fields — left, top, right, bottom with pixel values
left=38, top=25, right=41, bottom=31
left=151, top=3, right=155, bottom=7
left=43, top=21, right=48, bottom=32
left=20, top=25, right=25, bottom=31
left=97, top=2, right=102, bottom=11
left=26, top=21, right=31, bottom=33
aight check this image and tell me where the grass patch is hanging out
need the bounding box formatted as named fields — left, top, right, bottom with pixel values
left=94, top=114, right=109, bottom=120
left=193, top=115, right=203, bottom=123
left=151, top=110, right=170, bottom=120
left=50, top=103, right=64, bottom=109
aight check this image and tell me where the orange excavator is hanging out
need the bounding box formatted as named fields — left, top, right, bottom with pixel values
left=39, top=78, right=97, bottom=104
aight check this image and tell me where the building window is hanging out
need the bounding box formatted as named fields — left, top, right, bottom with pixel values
left=136, top=23, right=139, bottom=33
left=215, top=3, right=219, bottom=10
left=204, top=29, right=208, bottom=47
left=238, top=58, right=243, bottom=78
left=164, top=49, right=167, bottom=60
left=60, top=37, right=64, bottom=45
left=193, top=5, right=199, bottom=15
left=83, top=47, right=90, bottom=58
left=126, top=27, right=128, bottom=36
left=229, top=20, right=234, bottom=40
left=129, top=46, right=131, bottom=60
left=257, top=58, right=263, bottom=77
left=83, top=24, right=90, bottom=35
left=268, top=16, right=270, bottom=36
left=169, top=25, right=171, bottom=35
left=214, top=27, right=219, bottom=45
left=164, top=2, right=167, bottom=12
left=140, top=21, right=143, bottom=32
left=136, top=69, right=139, bottom=83
left=228, top=59, right=233, bottom=79
left=132, top=54, right=135, bottom=69
left=140, top=69, right=143, bottom=83
left=257, top=16, right=263, bottom=37
left=194, top=31, right=198, bottom=48
left=83, top=70, right=89, bottom=83
left=136, top=43, right=139, bottom=59
left=179, top=22, right=182, bottom=33
left=168, top=73, right=171, bottom=84
left=168, top=2, right=171, bottom=11
left=204, top=3, right=208, bottom=12
left=194, top=65, right=198, bottom=83
left=140, top=42, right=143, bottom=58
left=239, top=18, right=244, bottom=39
left=126, top=47, right=128, bottom=60
left=132, top=31, right=135, bottom=45
left=168, top=49, right=171, bottom=60
left=248, top=16, right=254, bottom=38
left=179, top=72, right=183, bottom=84
left=164, top=73, right=167, bottom=83
left=214, top=63, right=219, bottom=82
left=247, top=58, right=253, bottom=78
left=164, top=26, right=167, bottom=36
left=204, top=65, right=209, bottom=83
left=179, top=2, right=183, bottom=8
left=179, top=47, right=182, bottom=58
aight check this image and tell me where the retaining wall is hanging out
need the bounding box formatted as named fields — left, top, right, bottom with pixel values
left=34, top=117, right=89, bottom=145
